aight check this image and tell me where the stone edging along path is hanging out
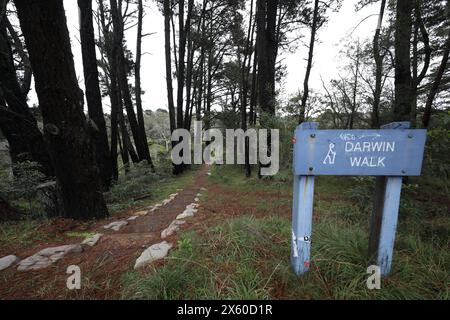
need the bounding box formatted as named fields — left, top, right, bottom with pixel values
left=0, top=168, right=210, bottom=273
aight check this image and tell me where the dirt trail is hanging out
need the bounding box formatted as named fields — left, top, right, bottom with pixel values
left=0, top=166, right=209, bottom=299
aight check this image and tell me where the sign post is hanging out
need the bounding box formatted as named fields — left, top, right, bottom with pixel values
left=291, top=122, right=427, bottom=277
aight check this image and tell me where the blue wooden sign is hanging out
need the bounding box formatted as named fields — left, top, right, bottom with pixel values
left=291, top=122, right=427, bottom=278
left=293, top=128, right=427, bottom=176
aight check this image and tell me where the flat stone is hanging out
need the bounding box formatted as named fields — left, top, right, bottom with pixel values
left=162, top=199, right=172, bottom=205
left=134, top=211, right=148, bottom=216
left=18, top=245, right=82, bottom=271
left=0, top=255, right=20, bottom=271
left=103, top=220, right=128, bottom=231
left=134, top=241, right=173, bottom=269
left=81, top=234, right=103, bottom=247
left=176, top=206, right=197, bottom=220
left=200, top=188, right=207, bottom=191
left=127, top=216, right=139, bottom=221
left=194, top=197, right=200, bottom=202
left=161, top=220, right=186, bottom=239
left=169, top=193, right=178, bottom=198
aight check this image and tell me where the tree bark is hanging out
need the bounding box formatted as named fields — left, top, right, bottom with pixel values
left=372, top=0, right=386, bottom=129
left=256, top=0, right=278, bottom=117
left=99, top=0, right=119, bottom=181
left=256, top=0, right=278, bottom=177
left=163, top=0, right=176, bottom=134
left=393, top=0, right=413, bottom=121
left=78, top=0, right=113, bottom=189
left=14, top=0, right=108, bottom=219
left=135, top=0, right=155, bottom=170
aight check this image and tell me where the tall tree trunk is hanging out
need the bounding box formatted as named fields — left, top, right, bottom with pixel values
left=176, top=0, right=186, bottom=130
left=0, top=2, right=53, bottom=177
left=163, top=0, right=176, bottom=134
left=241, top=0, right=254, bottom=177
left=372, top=0, right=386, bottom=129
left=99, top=0, right=119, bottom=180
left=249, top=49, right=258, bottom=125
left=14, top=0, right=108, bottom=219
left=299, top=0, right=319, bottom=124
left=256, top=0, right=278, bottom=177
left=393, top=0, right=413, bottom=121
left=135, top=0, right=155, bottom=170
left=110, top=0, right=152, bottom=165
left=184, top=5, right=195, bottom=130
left=350, top=41, right=360, bottom=130
left=78, top=0, right=113, bottom=189
left=256, top=0, right=278, bottom=117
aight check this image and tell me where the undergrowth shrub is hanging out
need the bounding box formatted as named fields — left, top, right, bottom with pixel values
left=105, top=162, right=160, bottom=203
left=0, top=161, right=47, bottom=218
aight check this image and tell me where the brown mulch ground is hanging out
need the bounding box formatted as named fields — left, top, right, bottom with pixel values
left=0, top=166, right=294, bottom=300
left=0, top=166, right=210, bottom=300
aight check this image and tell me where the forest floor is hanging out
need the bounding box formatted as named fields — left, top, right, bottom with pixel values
left=0, top=166, right=207, bottom=299
left=0, top=165, right=449, bottom=299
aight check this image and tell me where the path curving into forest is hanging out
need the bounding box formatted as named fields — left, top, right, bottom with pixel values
left=0, top=166, right=210, bottom=299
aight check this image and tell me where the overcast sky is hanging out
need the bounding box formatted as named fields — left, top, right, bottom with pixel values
left=25, top=0, right=380, bottom=113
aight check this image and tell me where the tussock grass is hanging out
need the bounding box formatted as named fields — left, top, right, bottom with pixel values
left=122, top=215, right=449, bottom=300
left=0, top=220, right=50, bottom=250
left=122, top=166, right=449, bottom=300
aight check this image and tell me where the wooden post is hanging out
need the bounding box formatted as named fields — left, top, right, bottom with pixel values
left=291, top=122, right=317, bottom=276
left=368, top=121, right=410, bottom=276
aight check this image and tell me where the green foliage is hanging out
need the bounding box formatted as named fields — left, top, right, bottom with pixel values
left=105, top=161, right=196, bottom=213
left=423, top=112, right=450, bottom=188
left=256, top=113, right=298, bottom=171
left=0, top=161, right=47, bottom=218
left=0, top=220, right=50, bottom=249
left=346, top=177, right=375, bottom=213
left=106, top=162, right=160, bottom=204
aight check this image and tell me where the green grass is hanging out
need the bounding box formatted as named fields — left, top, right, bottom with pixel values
left=0, top=220, right=51, bottom=250
left=122, top=214, right=449, bottom=300
left=106, top=164, right=197, bottom=213
left=122, top=165, right=449, bottom=300
left=65, top=231, right=96, bottom=239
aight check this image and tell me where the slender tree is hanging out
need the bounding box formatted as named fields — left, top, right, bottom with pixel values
left=393, top=0, right=413, bottom=121
left=372, top=0, right=387, bottom=128
left=135, top=0, right=155, bottom=170
left=163, top=0, right=176, bottom=134
left=299, top=0, right=319, bottom=124
left=78, top=0, right=113, bottom=189
left=110, top=0, right=153, bottom=166
left=98, top=0, right=120, bottom=180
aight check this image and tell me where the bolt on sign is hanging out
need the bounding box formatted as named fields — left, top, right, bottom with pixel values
left=291, top=122, right=427, bottom=277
